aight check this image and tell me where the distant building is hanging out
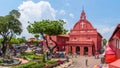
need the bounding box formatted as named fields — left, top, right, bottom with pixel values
left=43, top=35, right=69, bottom=51
left=27, top=38, right=41, bottom=46
left=65, top=10, right=102, bottom=56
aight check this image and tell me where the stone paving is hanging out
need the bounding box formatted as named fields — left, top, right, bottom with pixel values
left=67, top=55, right=108, bottom=68
left=55, top=55, right=108, bottom=68
left=0, top=55, right=109, bottom=68
left=14, top=57, right=29, bottom=64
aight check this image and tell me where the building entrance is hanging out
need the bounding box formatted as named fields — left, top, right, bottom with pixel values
left=84, top=47, right=88, bottom=55
left=76, top=46, right=80, bottom=54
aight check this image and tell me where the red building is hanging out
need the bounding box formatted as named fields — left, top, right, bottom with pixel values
left=65, top=10, right=102, bottom=56
left=108, top=24, right=120, bottom=59
left=43, top=35, right=69, bottom=51
left=27, top=38, right=41, bottom=46
left=106, top=24, right=120, bottom=68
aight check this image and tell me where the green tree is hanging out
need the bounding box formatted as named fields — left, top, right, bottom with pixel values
left=0, top=9, right=22, bottom=58
left=34, top=34, right=39, bottom=40
left=10, top=37, right=19, bottom=44
left=17, top=38, right=27, bottom=43
left=27, top=20, right=67, bottom=55
left=103, top=38, right=107, bottom=46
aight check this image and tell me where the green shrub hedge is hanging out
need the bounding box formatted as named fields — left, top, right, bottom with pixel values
left=0, top=59, right=2, bottom=64
left=11, top=62, right=37, bottom=68
left=46, top=60, right=56, bottom=65
left=20, top=52, right=35, bottom=56
left=30, top=62, right=45, bottom=68
left=42, top=53, right=45, bottom=63
left=20, top=52, right=42, bottom=60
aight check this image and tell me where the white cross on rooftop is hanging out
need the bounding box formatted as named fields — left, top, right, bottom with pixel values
left=81, top=22, right=85, bottom=28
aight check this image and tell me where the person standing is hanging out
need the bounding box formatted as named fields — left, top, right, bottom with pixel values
left=66, top=55, right=69, bottom=62
left=85, top=59, right=88, bottom=67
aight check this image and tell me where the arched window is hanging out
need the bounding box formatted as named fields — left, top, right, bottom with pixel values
left=119, top=39, right=120, bottom=49
left=116, top=39, right=119, bottom=49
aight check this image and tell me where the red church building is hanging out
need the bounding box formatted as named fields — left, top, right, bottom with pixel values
left=65, top=10, right=102, bottom=56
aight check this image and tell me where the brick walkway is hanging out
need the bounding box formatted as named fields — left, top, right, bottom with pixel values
left=67, top=55, right=108, bottom=68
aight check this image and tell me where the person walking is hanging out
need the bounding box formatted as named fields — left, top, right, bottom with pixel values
left=85, top=59, right=88, bottom=67
left=66, top=55, right=69, bottom=62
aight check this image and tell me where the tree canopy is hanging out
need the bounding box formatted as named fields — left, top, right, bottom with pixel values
left=27, top=19, right=67, bottom=54
left=0, top=10, right=22, bottom=37
left=17, top=38, right=27, bottom=43
left=27, top=20, right=66, bottom=36
left=103, top=38, right=107, bottom=46
left=34, top=34, right=39, bottom=40
left=0, top=9, right=22, bottom=58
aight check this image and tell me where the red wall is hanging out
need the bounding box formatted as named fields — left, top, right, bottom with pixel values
left=43, top=35, right=69, bottom=52
left=109, top=39, right=120, bottom=59
left=109, top=24, right=120, bottom=59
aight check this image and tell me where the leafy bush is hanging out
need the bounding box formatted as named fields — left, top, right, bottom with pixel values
left=10, top=38, right=20, bottom=44
left=20, top=52, right=42, bottom=60
left=20, top=52, right=35, bottom=56
left=27, top=55, right=41, bottom=60
left=45, top=62, right=59, bottom=68
left=46, top=60, right=56, bottom=65
left=42, top=53, right=46, bottom=63
left=11, top=62, right=37, bottom=68
left=0, top=59, right=2, bottom=64
left=17, top=38, right=27, bottom=43
left=30, top=62, right=45, bottom=68
left=32, top=40, right=39, bottom=43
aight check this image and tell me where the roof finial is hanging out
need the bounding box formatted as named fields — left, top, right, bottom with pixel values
left=80, top=6, right=86, bottom=20
left=82, top=6, right=84, bottom=11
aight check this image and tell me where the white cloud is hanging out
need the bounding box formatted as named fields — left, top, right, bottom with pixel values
left=96, top=25, right=115, bottom=40
left=69, top=13, right=74, bottom=18
left=62, top=19, right=69, bottom=28
left=62, top=19, right=68, bottom=23
left=62, top=19, right=74, bottom=31
left=18, top=1, right=56, bottom=39
left=59, top=9, right=66, bottom=15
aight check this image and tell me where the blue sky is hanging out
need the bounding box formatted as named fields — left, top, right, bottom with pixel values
left=0, top=0, right=120, bottom=40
